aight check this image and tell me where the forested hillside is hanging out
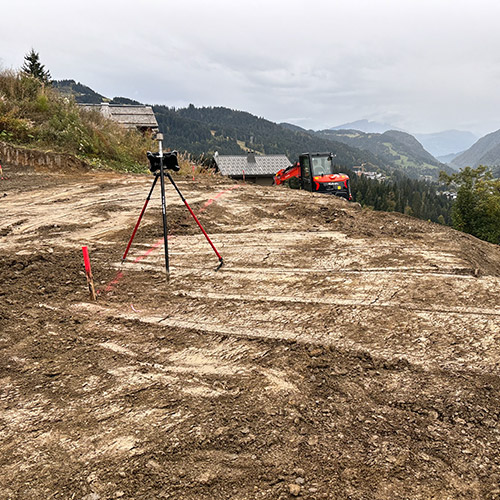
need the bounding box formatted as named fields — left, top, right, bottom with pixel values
left=53, top=80, right=107, bottom=104
left=348, top=169, right=453, bottom=223
left=52, top=79, right=452, bottom=181
left=153, top=105, right=386, bottom=171
left=53, top=80, right=143, bottom=106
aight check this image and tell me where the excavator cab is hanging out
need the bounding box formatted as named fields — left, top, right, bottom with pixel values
left=299, top=153, right=352, bottom=200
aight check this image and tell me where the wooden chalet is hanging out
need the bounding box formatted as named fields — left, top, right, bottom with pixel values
left=79, top=103, right=158, bottom=133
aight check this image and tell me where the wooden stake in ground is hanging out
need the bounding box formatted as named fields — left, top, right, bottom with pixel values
left=82, top=246, right=97, bottom=301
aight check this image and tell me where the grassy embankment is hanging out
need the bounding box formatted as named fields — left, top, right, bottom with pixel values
left=0, top=70, right=191, bottom=174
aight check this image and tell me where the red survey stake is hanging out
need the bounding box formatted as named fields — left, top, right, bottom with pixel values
left=82, top=246, right=97, bottom=301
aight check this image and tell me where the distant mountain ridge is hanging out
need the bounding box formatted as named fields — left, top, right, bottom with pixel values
left=53, top=80, right=106, bottom=103
left=329, top=120, right=477, bottom=158
left=330, top=119, right=402, bottom=133
left=154, top=105, right=387, bottom=173
left=52, top=80, right=142, bottom=105
left=451, top=129, right=500, bottom=169
left=437, top=152, right=462, bottom=165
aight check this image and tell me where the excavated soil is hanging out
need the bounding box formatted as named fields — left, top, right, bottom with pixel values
left=1, top=163, right=500, bottom=500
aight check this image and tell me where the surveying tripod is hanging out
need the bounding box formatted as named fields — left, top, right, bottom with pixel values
left=121, top=135, right=223, bottom=277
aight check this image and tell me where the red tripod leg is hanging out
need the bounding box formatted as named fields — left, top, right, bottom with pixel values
left=122, top=174, right=159, bottom=263
left=166, top=172, right=224, bottom=270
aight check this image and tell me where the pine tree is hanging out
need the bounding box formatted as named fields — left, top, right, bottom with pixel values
left=21, top=49, right=51, bottom=85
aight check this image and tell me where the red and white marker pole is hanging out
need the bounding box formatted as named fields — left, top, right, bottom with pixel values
left=192, top=164, right=195, bottom=181
left=82, top=246, right=97, bottom=301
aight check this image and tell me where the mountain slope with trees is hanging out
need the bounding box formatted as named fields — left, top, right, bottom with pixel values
left=153, top=104, right=388, bottom=171
left=52, top=79, right=107, bottom=104
left=451, top=129, right=500, bottom=169
left=51, top=78, right=451, bottom=180
left=50, top=79, right=393, bottom=172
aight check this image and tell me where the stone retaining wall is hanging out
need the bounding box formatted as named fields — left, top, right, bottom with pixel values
left=0, top=142, right=91, bottom=172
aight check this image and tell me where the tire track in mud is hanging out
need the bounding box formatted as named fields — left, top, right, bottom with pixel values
left=69, top=298, right=500, bottom=378
left=171, top=290, right=500, bottom=317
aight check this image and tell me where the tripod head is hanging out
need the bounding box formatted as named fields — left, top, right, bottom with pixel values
left=147, top=151, right=180, bottom=173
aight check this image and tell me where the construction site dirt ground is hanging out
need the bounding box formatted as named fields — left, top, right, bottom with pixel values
left=1, top=163, right=500, bottom=500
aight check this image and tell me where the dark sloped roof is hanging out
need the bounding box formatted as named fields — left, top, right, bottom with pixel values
left=216, top=154, right=291, bottom=176
left=79, top=104, right=158, bottom=129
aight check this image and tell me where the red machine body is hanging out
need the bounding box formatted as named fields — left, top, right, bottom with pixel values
left=275, top=152, right=352, bottom=201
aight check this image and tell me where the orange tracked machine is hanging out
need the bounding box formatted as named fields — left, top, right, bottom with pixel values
left=275, top=152, right=352, bottom=201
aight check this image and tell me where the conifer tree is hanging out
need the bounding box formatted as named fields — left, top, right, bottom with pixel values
left=21, top=49, right=51, bottom=85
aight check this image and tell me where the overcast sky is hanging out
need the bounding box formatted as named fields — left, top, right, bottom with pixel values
left=2, top=0, right=499, bottom=135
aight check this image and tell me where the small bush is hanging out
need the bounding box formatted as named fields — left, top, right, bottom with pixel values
left=0, top=112, right=33, bottom=142
left=36, top=94, right=49, bottom=113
